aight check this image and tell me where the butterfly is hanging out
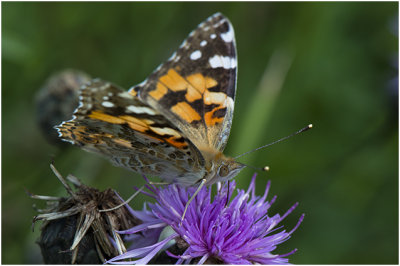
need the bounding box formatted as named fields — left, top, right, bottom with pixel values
left=56, top=13, right=245, bottom=188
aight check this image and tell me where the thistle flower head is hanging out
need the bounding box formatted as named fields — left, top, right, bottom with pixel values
left=108, top=174, right=303, bottom=264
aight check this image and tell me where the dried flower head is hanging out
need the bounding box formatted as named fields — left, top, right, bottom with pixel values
left=30, top=164, right=144, bottom=263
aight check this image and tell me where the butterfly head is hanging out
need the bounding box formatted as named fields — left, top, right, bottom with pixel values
left=206, top=155, right=245, bottom=185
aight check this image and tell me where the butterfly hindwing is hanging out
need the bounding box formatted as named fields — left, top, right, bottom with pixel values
left=56, top=79, right=206, bottom=185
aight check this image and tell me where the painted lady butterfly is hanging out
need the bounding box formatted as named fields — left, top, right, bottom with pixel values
left=56, top=13, right=245, bottom=187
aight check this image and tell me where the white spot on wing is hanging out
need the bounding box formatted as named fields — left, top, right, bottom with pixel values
left=213, top=18, right=226, bottom=28
left=118, top=92, right=134, bottom=99
left=150, top=126, right=181, bottom=137
left=126, top=105, right=157, bottom=115
left=220, top=27, right=234, bottom=43
left=208, top=55, right=237, bottom=69
left=179, top=40, right=188, bottom=49
left=99, top=83, right=110, bottom=91
left=155, top=64, right=162, bottom=71
left=169, top=51, right=177, bottom=60
left=204, top=91, right=227, bottom=105
left=190, top=50, right=202, bottom=60
left=210, top=33, right=216, bottom=39
left=200, top=40, right=207, bottom=47
left=102, top=101, right=115, bottom=108
left=168, top=51, right=181, bottom=63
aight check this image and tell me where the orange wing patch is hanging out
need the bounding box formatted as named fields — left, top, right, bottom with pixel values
left=87, top=110, right=188, bottom=149
left=204, top=107, right=225, bottom=126
left=186, top=73, right=207, bottom=94
left=185, top=73, right=219, bottom=102
left=160, top=69, right=188, bottom=92
left=88, top=111, right=126, bottom=124
left=149, top=82, right=168, bottom=100
left=203, top=90, right=228, bottom=126
left=156, top=69, right=220, bottom=104
left=89, top=111, right=149, bottom=133
left=171, top=102, right=201, bottom=123
left=186, top=73, right=218, bottom=95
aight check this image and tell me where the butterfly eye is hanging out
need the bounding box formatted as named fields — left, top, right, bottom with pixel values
left=218, top=165, right=229, bottom=177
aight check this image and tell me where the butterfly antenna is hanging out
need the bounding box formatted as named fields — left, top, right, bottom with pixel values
left=235, top=124, right=313, bottom=159
left=240, top=162, right=270, bottom=172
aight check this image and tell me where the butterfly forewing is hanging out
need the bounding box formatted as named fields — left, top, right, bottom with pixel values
left=132, top=13, right=237, bottom=152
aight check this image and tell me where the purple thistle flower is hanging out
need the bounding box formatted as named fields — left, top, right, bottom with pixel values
left=108, top=174, right=304, bottom=264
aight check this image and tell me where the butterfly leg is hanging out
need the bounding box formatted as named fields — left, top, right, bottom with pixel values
left=99, top=186, right=144, bottom=212
left=225, top=180, right=230, bottom=207
left=149, top=181, right=170, bottom=186
left=180, top=178, right=206, bottom=224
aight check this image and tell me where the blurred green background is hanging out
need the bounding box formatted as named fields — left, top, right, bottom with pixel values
left=2, top=2, right=398, bottom=264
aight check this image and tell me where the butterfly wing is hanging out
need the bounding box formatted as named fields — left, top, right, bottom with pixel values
left=56, top=79, right=206, bottom=186
left=132, top=13, right=237, bottom=153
